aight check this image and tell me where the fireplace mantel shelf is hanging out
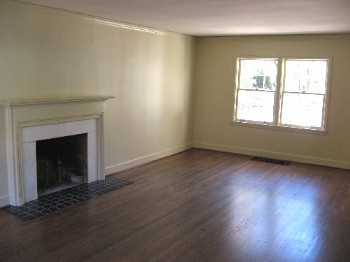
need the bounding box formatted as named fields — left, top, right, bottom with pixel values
left=0, top=95, right=114, bottom=107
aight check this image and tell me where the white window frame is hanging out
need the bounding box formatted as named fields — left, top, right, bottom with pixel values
left=232, top=57, right=331, bottom=134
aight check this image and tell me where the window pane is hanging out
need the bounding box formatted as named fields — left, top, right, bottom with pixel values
left=237, top=90, right=275, bottom=122
left=239, top=59, right=277, bottom=90
left=285, top=60, right=328, bottom=94
left=281, top=93, right=324, bottom=128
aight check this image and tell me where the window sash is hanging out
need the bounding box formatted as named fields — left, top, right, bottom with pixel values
left=280, top=93, right=326, bottom=129
left=235, top=89, right=275, bottom=123
left=283, top=59, right=328, bottom=95
left=237, top=58, right=278, bottom=91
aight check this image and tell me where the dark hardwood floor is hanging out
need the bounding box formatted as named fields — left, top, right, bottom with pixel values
left=1, top=149, right=350, bottom=261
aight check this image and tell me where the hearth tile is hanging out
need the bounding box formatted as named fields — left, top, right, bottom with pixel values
left=2, top=177, right=132, bottom=220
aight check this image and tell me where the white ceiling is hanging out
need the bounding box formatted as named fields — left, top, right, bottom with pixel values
left=20, top=0, right=350, bottom=36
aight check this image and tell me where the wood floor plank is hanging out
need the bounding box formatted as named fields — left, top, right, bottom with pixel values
left=1, top=149, right=350, bottom=261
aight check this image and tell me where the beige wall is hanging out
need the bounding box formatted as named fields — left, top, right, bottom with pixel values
left=193, top=34, right=350, bottom=169
left=0, top=1, right=195, bottom=205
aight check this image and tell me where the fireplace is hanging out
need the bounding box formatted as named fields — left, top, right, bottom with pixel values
left=36, top=133, right=87, bottom=196
left=1, top=96, right=113, bottom=206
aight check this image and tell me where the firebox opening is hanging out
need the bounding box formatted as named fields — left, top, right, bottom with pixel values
left=36, top=133, right=88, bottom=196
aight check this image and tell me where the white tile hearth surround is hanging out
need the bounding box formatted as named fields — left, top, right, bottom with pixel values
left=1, top=96, right=113, bottom=206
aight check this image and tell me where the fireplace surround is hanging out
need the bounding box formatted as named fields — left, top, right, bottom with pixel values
left=1, top=96, right=113, bottom=206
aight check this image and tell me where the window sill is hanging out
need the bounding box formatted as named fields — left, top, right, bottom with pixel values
left=230, top=121, right=327, bottom=135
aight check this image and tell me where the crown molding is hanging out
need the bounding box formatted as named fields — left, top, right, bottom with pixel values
left=2, top=0, right=166, bottom=35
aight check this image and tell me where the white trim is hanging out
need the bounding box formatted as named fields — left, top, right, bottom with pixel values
left=0, top=195, right=10, bottom=208
left=1, top=0, right=166, bottom=36
left=105, top=144, right=192, bottom=174
left=193, top=142, right=350, bottom=170
left=0, top=96, right=114, bottom=107
left=21, top=118, right=97, bottom=142
left=4, top=106, right=19, bottom=206
left=230, top=121, right=327, bottom=135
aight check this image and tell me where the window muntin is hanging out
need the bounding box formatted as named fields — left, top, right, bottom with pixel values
left=234, top=58, right=330, bottom=131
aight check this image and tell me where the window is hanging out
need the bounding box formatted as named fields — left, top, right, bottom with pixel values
left=233, top=58, right=330, bottom=132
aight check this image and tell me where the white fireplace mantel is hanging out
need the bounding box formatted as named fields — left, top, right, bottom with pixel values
left=1, top=96, right=113, bottom=206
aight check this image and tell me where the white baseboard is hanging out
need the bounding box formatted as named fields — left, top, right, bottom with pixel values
left=0, top=195, right=9, bottom=208
left=105, top=144, right=192, bottom=175
left=193, top=142, right=350, bottom=170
